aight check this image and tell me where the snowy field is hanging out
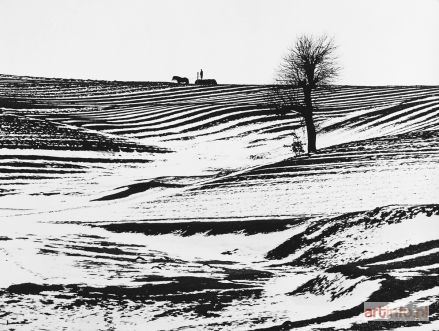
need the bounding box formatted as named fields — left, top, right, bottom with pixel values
left=1, top=74, right=439, bottom=330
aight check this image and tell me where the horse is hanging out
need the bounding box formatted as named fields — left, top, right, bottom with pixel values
left=172, top=76, right=189, bottom=85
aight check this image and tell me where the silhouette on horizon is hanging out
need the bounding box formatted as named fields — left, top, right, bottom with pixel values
left=195, top=68, right=216, bottom=85
left=172, top=76, right=189, bottom=85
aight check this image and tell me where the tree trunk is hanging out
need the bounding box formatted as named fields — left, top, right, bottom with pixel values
left=303, top=87, right=317, bottom=153
left=304, top=112, right=317, bottom=153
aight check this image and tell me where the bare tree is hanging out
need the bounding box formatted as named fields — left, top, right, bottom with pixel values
left=269, top=35, right=339, bottom=153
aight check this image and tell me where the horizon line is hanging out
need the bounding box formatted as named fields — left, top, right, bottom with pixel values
left=1, top=72, right=438, bottom=88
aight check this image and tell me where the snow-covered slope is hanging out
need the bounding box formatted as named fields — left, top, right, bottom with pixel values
left=1, top=75, right=438, bottom=330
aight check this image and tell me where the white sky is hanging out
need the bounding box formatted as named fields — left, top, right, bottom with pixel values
left=0, top=0, right=438, bottom=85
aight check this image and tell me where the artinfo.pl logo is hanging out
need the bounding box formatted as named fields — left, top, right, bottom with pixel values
left=364, top=302, right=429, bottom=321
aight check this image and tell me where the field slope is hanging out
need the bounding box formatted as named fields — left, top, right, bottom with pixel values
left=1, top=74, right=439, bottom=330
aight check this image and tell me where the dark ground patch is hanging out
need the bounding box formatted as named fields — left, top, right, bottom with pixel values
left=0, top=113, right=169, bottom=153
left=3, top=275, right=263, bottom=319
left=92, top=180, right=185, bottom=201
left=95, top=216, right=308, bottom=236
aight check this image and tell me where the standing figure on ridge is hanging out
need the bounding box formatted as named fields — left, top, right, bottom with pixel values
left=200, top=69, right=203, bottom=80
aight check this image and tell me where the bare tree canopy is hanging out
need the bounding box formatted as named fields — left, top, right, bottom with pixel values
left=279, top=35, right=339, bottom=89
left=269, top=35, right=340, bottom=154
